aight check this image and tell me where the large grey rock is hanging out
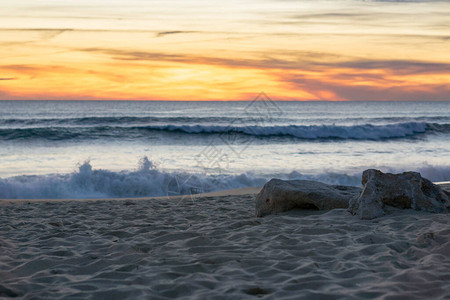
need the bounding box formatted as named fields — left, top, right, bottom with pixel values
left=255, top=179, right=361, bottom=217
left=349, top=169, right=450, bottom=220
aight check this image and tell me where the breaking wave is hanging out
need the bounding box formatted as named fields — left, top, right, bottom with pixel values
left=1, top=122, right=448, bottom=142
left=1, top=157, right=449, bottom=199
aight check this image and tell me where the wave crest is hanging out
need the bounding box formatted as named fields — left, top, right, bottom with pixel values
left=1, top=122, right=447, bottom=142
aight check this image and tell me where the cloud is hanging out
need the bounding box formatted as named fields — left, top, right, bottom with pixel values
left=0, top=28, right=74, bottom=40
left=75, top=46, right=450, bottom=100
left=0, top=28, right=218, bottom=35
left=1, top=65, right=39, bottom=71
left=282, top=73, right=450, bottom=101
left=78, top=47, right=450, bottom=77
left=0, top=28, right=224, bottom=42
left=155, top=31, right=197, bottom=37
left=78, top=47, right=345, bottom=70
left=3, top=47, right=448, bottom=101
left=322, top=60, right=450, bottom=75
left=287, top=12, right=386, bottom=23
left=339, top=84, right=450, bottom=101
left=81, top=47, right=187, bottom=62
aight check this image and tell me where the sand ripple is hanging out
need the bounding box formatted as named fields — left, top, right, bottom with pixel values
left=1, top=196, right=449, bottom=299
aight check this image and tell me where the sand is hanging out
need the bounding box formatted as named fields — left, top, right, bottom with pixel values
left=1, top=186, right=449, bottom=299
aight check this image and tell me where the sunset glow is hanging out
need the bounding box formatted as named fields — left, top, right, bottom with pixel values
left=1, top=0, right=449, bottom=101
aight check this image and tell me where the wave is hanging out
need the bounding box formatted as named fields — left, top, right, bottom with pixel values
left=156, top=122, right=436, bottom=139
left=1, top=158, right=449, bottom=199
left=0, top=116, right=242, bottom=127
left=0, top=122, right=448, bottom=142
left=0, top=158, right=268, bottom=199
left=2, top=115, right=450, bottom=128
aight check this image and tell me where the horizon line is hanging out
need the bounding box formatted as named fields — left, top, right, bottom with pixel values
left=1, top=99, right=449, bottom=102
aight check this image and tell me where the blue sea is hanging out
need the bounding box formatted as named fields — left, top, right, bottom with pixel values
left=1, top=99, right=449, bottom=199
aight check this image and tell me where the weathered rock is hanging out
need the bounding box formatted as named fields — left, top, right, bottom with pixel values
left=348, top=169, right=450, bottom=220
left=255, top=179, right=361, bottom=217
left=440, top=183, right=450, bottom=197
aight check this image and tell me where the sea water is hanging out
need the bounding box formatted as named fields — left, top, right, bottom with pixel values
left=0, top=100, right=449, bottom=198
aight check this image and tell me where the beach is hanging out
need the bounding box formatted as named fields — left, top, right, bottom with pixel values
left=2, top=0, right=450, bottom=298
left=1, top=185, right=449, bottom=299
left=1, top=102, right=449, bottom=298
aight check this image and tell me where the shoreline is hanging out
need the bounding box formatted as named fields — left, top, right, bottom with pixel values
left=0, top=187, right=262, bottom=205
left=1, top=182, right=449, bottom=205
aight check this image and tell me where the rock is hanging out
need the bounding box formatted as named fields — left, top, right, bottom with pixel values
left=255, top=179, right=361, bottom=217
left=440, top=183, right=450, bottom=197
left=416, top=232, right=435, bottom=246
left=48, top=221, right=64, bottom=227
left=348, top=169, right=450, bottom=220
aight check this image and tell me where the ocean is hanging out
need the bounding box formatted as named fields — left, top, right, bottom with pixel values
left=1, top=99, right=449, bottom=199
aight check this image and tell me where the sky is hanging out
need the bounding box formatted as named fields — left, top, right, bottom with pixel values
left=0, top=0, right=449, bottom=101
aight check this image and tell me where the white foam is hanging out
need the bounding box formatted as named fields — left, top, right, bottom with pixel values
left=155, top=122, right=430, bottom=140
left=1, top=157, right=449, bottom=199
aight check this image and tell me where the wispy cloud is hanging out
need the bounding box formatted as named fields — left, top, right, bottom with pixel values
left=155, top=31, right=197, bottom=37
left=1, top=65, right=38, bottom=71
left=0, top=77, right=16, bottom=80
left=319, top=60, right=450, bottom=75
left=78, top=47, right=450, bottom=76
left=280, top=71, right=450, bottom=101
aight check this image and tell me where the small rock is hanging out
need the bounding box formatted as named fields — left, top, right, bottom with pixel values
left=49, top=221, right=63, bottom=227
left=417, top=232, right=435, bottom=246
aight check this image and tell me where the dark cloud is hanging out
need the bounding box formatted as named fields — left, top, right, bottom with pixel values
left=0, top=77, right=16, bottom=80
left=283, top=74, right=450, bottom=101
left=322, top=60, right=450, bottom=75
left=156, top=31, right=197, bottom=37
left=1, top=65, right=39, bottom=71
left=81, top=48, right=187, bottom=62
left=288, top=12, right=386, bottom=22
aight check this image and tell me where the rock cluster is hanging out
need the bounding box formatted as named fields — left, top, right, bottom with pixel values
left=348, top=169, right=449, bottom=219
left=255, top=170, right=450, bottom=219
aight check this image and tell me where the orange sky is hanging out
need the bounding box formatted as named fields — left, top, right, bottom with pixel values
left=0, top=0, right=449, bottom=101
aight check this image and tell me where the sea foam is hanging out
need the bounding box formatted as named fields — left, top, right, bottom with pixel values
left=1, top=157, right=449, bottom=199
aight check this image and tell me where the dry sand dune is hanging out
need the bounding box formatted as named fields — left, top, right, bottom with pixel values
left=0, top=186, right=449, bottom=299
